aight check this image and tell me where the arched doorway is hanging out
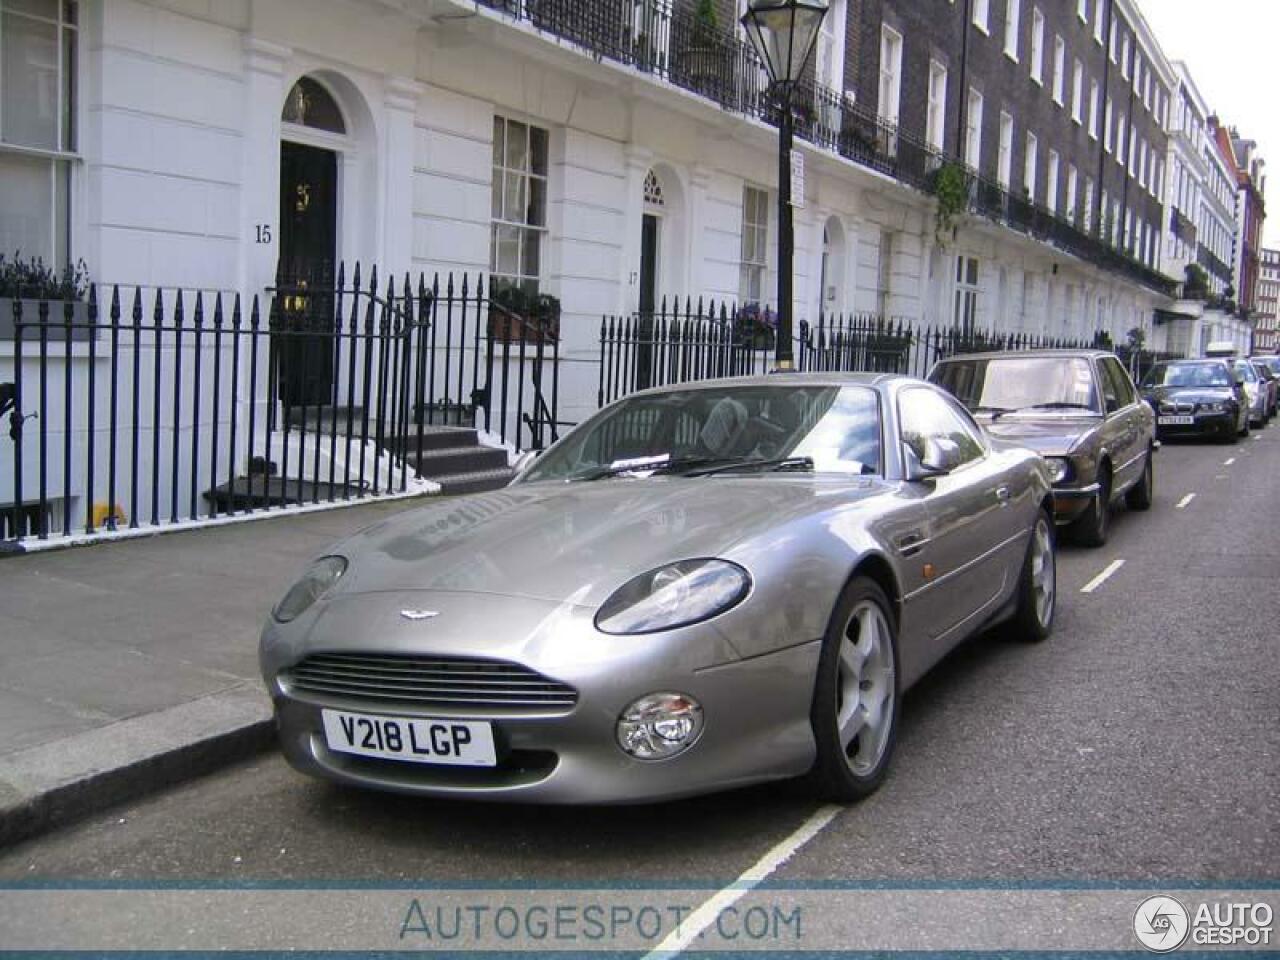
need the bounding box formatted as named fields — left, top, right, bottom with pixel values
left=277, top=75, right=346, bottom=406
left=639, top=169, right=665, bottom=316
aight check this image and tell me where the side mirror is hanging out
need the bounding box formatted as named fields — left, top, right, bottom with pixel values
left=512, top=449, right=540, bottom=473
left=903, top=439, right=951, bottom=482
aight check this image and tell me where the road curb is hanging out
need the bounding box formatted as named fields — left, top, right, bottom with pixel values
left=0, top=684, right=275, bottom=850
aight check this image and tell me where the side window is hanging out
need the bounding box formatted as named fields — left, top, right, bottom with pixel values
left=898, top=388, right=986, bottom=470
left=1097, top=359, right=1121, bottom=412
left=1103, top=358, right=1136, bottom=407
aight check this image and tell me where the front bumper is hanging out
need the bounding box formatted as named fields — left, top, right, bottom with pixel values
left=1051, top=482, right=1101, bottom=524
left=262, top=591, right=821, bottom=804
left=1154, top=411, right=1236, bottom=439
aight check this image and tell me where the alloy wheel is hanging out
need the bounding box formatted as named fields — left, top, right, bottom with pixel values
left=836, top=600, right=896, bottom=776
left=1030, top=517, right=1056, bottom=628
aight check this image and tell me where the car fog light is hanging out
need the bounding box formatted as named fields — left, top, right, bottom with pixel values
left=616, top=692, right=704, bottom=760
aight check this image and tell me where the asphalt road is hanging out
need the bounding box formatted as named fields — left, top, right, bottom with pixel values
left=2, top=428, right=1277, bottom=888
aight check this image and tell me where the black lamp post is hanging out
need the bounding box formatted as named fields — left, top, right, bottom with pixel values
left=740, top=0, right=828, bottom=371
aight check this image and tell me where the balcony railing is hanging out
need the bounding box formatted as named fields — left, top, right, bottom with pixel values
left=1197, top=243, right=1233, bottom=286
left=1170, top=207, right=1197, bottom=246
left=475, top=0, right=1177, bottom=297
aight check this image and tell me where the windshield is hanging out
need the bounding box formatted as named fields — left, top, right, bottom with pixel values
left=1233, top=362, right=1258, bottom=383
left=929, top=356, right=1099, bottom=414
left=522, top=385, right=883, bottom=482
left=1142, top=362, right=1232, bottom=388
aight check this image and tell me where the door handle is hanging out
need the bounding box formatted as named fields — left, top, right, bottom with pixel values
left=893, top=531, right=928, bottom=557
left=994, top=485, right=1012, bottom=503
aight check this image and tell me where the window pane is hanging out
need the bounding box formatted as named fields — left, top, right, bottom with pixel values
left=521, top=227, right=540, bottom=279
left=493, top=224, right=521, bottom=276
left=3, top=11, right=60, bottom=149
left=0, top=151, right=56, bottom=263
left=505, top=120, right=527, bottom=172
left=528, top=177, right=546, bottom=227
left=502, top=173, right=525, bottom=224
left=62, top=26, right=76, bottom=150
left=529, top=126, right=548, bottom=176
left=7, top=0, right=59, bottom=18
left=491, top=171, right=503, bottom=220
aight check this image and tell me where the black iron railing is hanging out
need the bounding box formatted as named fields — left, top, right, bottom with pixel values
left=476, top=0, right=1177, bottom=298
left=2, top=268, right=558, bottom=548
left=599, top=299, right=1107, bottom=407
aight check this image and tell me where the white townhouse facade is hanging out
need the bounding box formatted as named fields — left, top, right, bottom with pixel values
left=0, top=0, right=1197, bottom=430
left=1154, top=60, right=1249, bottom=357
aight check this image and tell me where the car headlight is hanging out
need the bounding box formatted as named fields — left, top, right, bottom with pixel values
left=595, top=559, right=751, bottom=635
left=273, top=556, right=347, bottom=623
left=1046, top=457, right=1072, bottom=484
left=1202, top=401, right=1226, bottom=413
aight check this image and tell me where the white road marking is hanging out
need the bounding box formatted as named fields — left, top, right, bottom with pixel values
left=1080, top=559, right=1125, bottom=594
left=643, top=804, right=842, bottom=958
left=1255, top=434, right=1264, bottom=440
left=1175, top=493, right=1196, bottom=510
left=1223, top=457, right=1236, bottom=466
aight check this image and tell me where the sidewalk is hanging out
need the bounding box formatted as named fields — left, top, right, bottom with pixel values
left=0, top=498, right=422, bottom=846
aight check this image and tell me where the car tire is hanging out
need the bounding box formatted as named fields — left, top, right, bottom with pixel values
left=809, top=577, right=900, bottom=802
left=1008, top=509, right=1056, bottom=643
left=1124, top=449, right=1154, bottom=511
left=1069, top=469, right=1111, bottom=547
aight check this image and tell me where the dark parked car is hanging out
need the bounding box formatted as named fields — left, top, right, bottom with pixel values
left=1139, top=359, right=1249, bottom=443
left=929, top=350, right=1154, bottom=547
left=1246, top=358, right=1277, bottom=420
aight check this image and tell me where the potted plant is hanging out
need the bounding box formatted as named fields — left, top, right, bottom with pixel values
left=736, top=301, right=777, bottom=350
left=489, top=283, right=560, bottom=344
left=674, top=0, right=723, bottom=97
left=1183, top=263, right=1209, bottom=301
left=0, top=253, right=93, bottom=341
left=927, top=161, right=971, bottom=247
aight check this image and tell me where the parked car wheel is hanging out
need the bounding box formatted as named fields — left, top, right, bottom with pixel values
left=1008, top=509, right=1056, bottom=642
left=1124, top=449, right=1154, bottom=511
left=810, top=577, right=900, bottom=801
left=1070, top=470, right=1111, bottom=547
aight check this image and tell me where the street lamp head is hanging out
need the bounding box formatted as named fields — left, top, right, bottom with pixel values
left=740, top=0, right=829, bottom=88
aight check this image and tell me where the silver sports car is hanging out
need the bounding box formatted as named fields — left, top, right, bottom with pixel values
left=261, top=373, right=1056, bottom=804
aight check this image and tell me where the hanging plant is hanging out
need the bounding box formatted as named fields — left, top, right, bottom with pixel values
left=928, top=162, right=970, bottom=247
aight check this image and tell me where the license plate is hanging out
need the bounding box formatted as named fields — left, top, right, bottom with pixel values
left=321, top=709, right=497, bottom=767
left=1158, top=415, right=1194, bottom=425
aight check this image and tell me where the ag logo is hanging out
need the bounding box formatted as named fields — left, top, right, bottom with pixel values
left=1133, top=895, right=1190, bottom=952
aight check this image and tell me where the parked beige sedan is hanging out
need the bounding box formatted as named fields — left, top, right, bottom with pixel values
left=929, top=350, right=1156, bottom=547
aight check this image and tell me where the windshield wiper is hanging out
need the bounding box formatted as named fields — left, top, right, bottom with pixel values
left=996, top=402, right=1099, bottom=419
left=570, top=455, right=729, bottom=482
left=972, top=405, right=1014, bottom=417
left=679, top=456, right=815, bottom=477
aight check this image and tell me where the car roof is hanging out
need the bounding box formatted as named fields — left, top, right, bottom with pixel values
left=931, top=348, right=1116, bottom=362
left=623, top=371, right=909, bottom=398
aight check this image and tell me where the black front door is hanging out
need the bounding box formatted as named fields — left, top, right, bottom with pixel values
left=639, top=214, right=659, bottom=315
left=636, top=213, right=659, bottom=389
left=277, top=141, right=338, bottom=406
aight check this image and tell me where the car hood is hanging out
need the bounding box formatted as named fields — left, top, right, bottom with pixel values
left=1144, top=385, right=1234, bottom=404
left=324, top=476, right=891, bottom=606
left=979, top=417, right=1095, bottom=457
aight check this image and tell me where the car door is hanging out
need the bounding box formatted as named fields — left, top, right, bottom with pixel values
left=896, top=387, right=1022, bottom=662
left=1098, top=357, right=1146, bottom=493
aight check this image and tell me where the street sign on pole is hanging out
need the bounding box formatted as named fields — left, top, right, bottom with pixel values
left=790, top=149, right=805, bottom=208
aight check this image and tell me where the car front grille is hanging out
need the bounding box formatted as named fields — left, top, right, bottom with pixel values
left=282, top=652, right=579, bottom=712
